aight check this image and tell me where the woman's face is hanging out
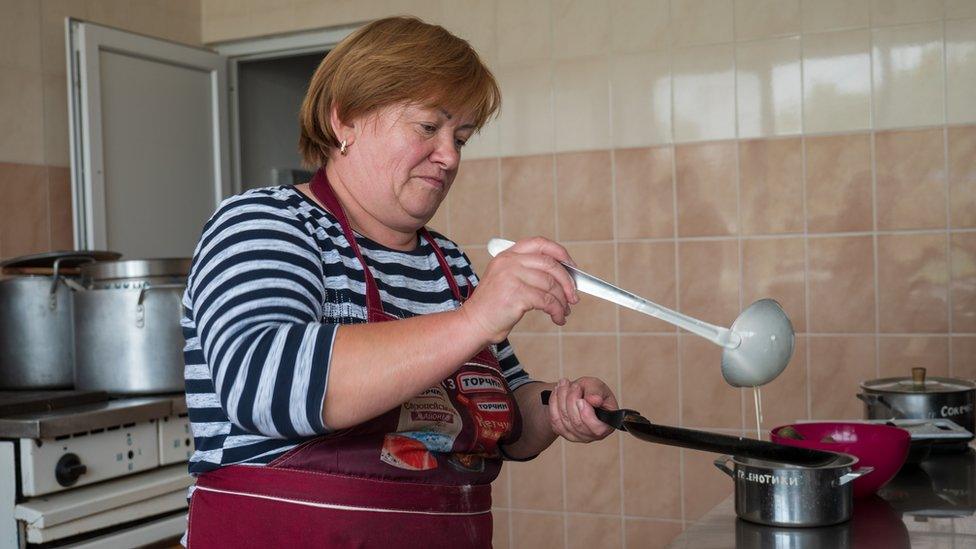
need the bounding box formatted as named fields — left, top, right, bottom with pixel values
left=344, top=102, right=476, bottom=232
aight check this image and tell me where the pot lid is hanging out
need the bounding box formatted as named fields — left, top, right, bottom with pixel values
left=80, top=258, right=191, bottom=281
left=0, top=250, right=121, bottom=271
left=862, top=368, right=976, bottom=394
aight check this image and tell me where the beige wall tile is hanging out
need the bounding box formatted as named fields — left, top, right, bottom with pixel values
left=801, top=0, right=869, bottom=33
left=949, top=126, right=976, bottom=228
left=553, top=56, right=610, bottom=153
left=494, top=465, right=510, bottom=509
left=683, top=448, right=734, bottom=519
left=611, top=51, right=672, bottom=148
left=614, top=147, right=674, bottom=239
left=497, top=0, right=551, bottom=66
left=623, top=439, right=681, bottom=519
left=611, top=0, right=670, bottom=53
left=946, top=19, right=976, bottom=124
left=870, top=0, right=943, bottom=26
left=449, top=159, right=499, bottom=246
left=509, top=445, right=564, bottom=511
left=872, top=23, right=945, bottom=129
left=500, top=155, right=555, bottom=241
left=437, top=0, right=498, bottom=67
left=47, top=166, right=72, bottom=249
left=804, top=133, right=873, bottom=233
left=508, top=334, right=560, bottom=381
left=946, top=1, right=976, bottom=19
left=0, top=67, right=44, bottom=165
left=624, top=518, right=684, bottom=548
left=808, top=236, right=876, bottom=333
left=678, top=239, right=740, bottom=325
left=567, top=514, right=622, bottom=549
left=565, top=435, right=622, bottom=513
left=952, top=337, right=976, bottom=378
left=809, top=336, right=876, bottom=419
left=497, top=63, right=553, bottom=157
left=552, top=0, right=609, bottom=59
left=617, top=242, right=677, bottom=333
left=681, top=336, right=743, bottom=428
left=464, top=246, right=490, bottom=279
left=620, top=335, right=679, bottom=423
left=736, top=37, right=802, bottom=138
left=556, top=150, right=613, bottom=241
left=492, top=509, right=509, bottom=549
left=0, top=163, right=50, bottom=258
left=564, top=243, right=617, bottom=332
left=426, top=195, right=450, bottom=235
left=742, top=237, right=806, bottom=333
left=875, top=128, right=947, bottom=230
left=878, top=336, right=949, bottom=378
left=0, top=0, right=42, bottom=70
left=757, top=336, right=807, bottom=431
left=878, top=234, right=949, bottom=333
left=738, top=137, right=804, bottom=234
left=734, top=0, right=800, bottom=41
left=675, top=142, right=738, bottom=237
left=463, top=115, right=500, bottom=161
left=951, top=232, right=976, bottom=333
left=672, top=44, right=736, bottom=142
left=671, top=0, right=733, bottom=47
left=43, top=72, right=69, bottom=167
left=563, top=335, right=620, bottom=391
left=511, top=511, right=565, bottom=549
left=802, top=29, right=872, bottom=134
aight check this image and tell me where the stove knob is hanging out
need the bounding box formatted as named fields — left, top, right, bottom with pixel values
left=55, top=453, right=87, bottom=487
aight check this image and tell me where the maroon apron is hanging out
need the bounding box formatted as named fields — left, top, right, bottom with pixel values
left=187, top=169, right=521, bottom=548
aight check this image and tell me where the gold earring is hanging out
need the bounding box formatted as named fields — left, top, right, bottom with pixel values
left=339, top=140, right=348, bottom=156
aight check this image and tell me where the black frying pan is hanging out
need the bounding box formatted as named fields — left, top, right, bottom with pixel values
left=540, top=391, right=839, bottom=467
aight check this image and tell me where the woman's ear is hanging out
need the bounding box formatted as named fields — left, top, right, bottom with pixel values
left=330, top=105, right=355, bottom=147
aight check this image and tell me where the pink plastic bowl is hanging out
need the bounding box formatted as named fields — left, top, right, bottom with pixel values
left=770, top=422, right=911, bottom=499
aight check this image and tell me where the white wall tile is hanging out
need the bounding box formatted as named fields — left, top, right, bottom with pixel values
left=0, top=0, right=42, bottom=70
left=610, top=0, right=670, bottom=53
left=672, top=44, right=736, bottom=142
left=552, top=0, right=609, bottom=59
left=946, top=18, right=976, bottom=124
left=870, top=0, right=943, bottom=27
left=671, top=0, right=734, bottom=47
left=611, top=51, right=672, bottom=147
left=0, top=67, right=45, bottom=164
left=553, top=56, right=611, bottom=152
left=800, top=0, right=869, bottom=33
left=737, top=37, right=802, bottom=138
left=872, top=22, right=945, bottom=129
left=43, top=72, right=69, bottom=167
left=463, top=112, right=500, bottom=160
left=734, top=0, right=800, bottom=41
left=946, top=0, right=976, bottom=19
left=497, top=0, right=551, bottom=66
left=438, top=0, right=498, bottom=67
left=802, top=29, right=872, bottom=133
left=496, top=62, right=553, bottom=157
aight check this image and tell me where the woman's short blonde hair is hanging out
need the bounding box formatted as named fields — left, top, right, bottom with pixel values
left=299, top=16, right=501, bottom=167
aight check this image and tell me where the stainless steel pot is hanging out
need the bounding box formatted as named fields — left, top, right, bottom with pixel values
left=73, top=258, right=189, bottom=394
left=859, top=368, right=976, bottom=436
left=0, top=251, right=119, bottom=389
left=714, top=454, right=873, bottom=527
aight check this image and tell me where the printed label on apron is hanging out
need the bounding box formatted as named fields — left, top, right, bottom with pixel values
left=381, top=385, right=464, bottom=470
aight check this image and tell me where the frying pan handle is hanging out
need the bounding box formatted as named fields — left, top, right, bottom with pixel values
left=713, top=455, right=734, bottom=478
left=539, top=390, right=628, bottom=430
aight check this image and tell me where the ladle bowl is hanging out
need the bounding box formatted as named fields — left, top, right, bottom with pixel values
left=487, top=238, right=796, bottom=387
left=722, top=298, right=795, bottom=387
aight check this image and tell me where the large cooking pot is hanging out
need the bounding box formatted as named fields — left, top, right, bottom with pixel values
left=859, top=367, right=976, bottom=438
left=0, top=251, right=120, bottom=389
left=73, top=258, right=190, bottom=394
left=714, top=454, right=873, bottom=527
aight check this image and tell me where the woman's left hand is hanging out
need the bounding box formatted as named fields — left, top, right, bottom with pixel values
left=547, top=377, right=618, bottom=443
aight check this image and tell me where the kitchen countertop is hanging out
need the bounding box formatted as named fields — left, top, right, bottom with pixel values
left=668, top=448, right=976, bottom=548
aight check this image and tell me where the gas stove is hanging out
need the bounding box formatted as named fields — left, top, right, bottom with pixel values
left=0, top=391, right=192, bottom=548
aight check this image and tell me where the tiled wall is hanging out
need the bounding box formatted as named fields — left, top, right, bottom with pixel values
left=0, top=0, right=200, bottom=260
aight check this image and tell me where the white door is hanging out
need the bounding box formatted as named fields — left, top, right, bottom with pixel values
left=67, top=20, right=231, bottom=258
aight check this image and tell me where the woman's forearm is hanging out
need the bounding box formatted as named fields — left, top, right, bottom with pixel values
left=499, top=382, right=558, bottom=459
left=322, top=308, right=489, bottom=429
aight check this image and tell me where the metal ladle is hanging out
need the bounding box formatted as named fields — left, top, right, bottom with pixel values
left=487, top=238, right=795, bottom=387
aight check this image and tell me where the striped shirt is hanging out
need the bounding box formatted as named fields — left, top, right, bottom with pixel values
left=182, top=186, right=531, bottom=474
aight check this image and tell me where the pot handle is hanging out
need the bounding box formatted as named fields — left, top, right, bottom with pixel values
left=856, top=392, right=894, bottom=410
left=48, top=256, right=95, bottom=308
left=713, top=455, right=735, bottom=478
left=835, top=467, right=874, bottom=486
left=135, top=283, right=186, bottom=328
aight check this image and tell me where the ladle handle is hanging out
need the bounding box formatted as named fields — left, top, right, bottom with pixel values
left=487, top=238, right=740, bottom=349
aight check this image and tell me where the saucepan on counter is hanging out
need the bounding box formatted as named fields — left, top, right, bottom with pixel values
left=859, top=367, right=976, bottom=449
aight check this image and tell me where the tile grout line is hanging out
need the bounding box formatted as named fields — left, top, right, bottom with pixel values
left=731, top=1, right=748, bottom=435
left=869, top=17, right=881, bottom=379
left=941, top=17, right=954, bottom=376
left=800, top=30, right=813, bottom=422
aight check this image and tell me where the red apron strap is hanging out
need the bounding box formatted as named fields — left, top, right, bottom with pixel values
left=309, top=168, right=384, bottom=313
left=419, top=227, right=470, bottom=303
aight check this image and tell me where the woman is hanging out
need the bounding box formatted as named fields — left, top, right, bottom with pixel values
left=183, top=16, right=617, bottom=548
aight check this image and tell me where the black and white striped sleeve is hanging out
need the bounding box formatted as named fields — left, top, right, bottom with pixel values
left=186, top=195, right=335, bottom=439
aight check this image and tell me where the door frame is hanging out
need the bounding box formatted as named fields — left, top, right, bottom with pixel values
left=214, top=24, right=361, bottom=194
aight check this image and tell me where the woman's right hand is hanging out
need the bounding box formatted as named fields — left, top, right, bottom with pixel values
left=460, top=237, right=580, bottom=344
